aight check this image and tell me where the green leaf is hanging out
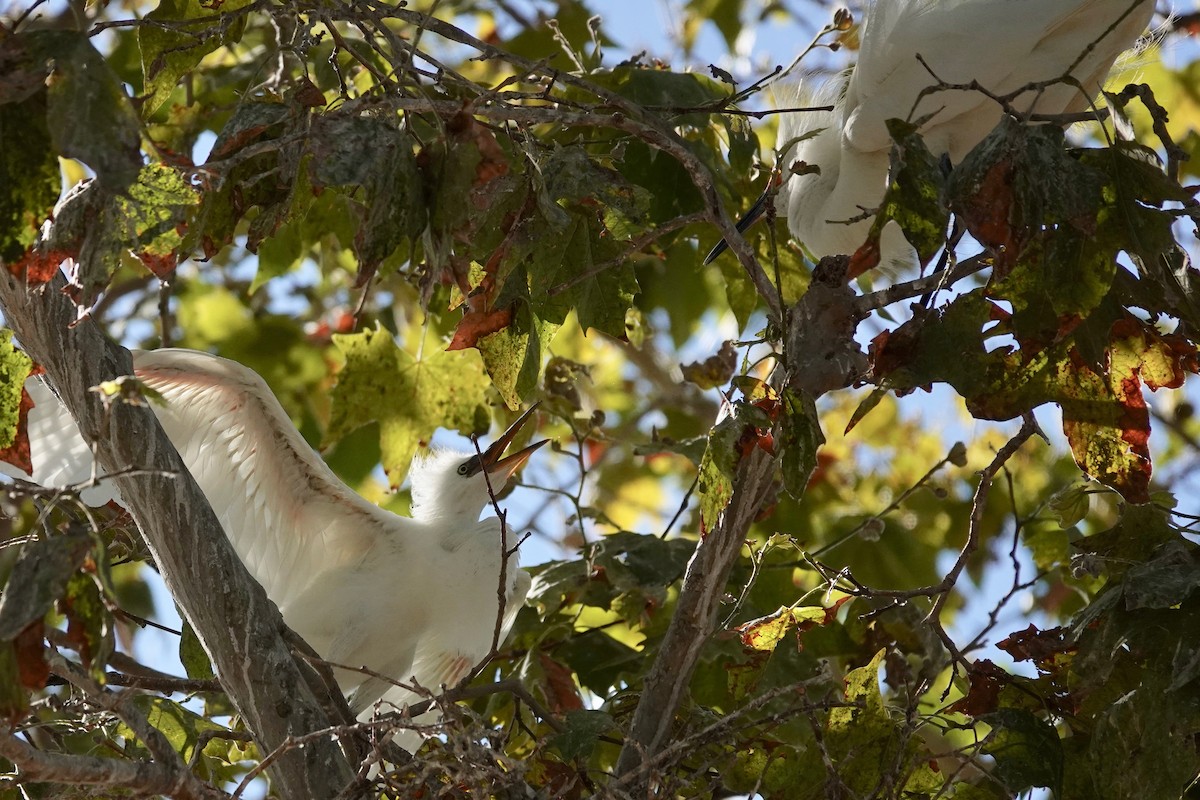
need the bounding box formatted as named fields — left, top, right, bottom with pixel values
left=1048, top=483, right=1091, bottom=529
left=869, top=292, right=1197, bottom=502
left=981, top=708, right=1064, bottom=797
left=478, top=302, right=557, bottom=409
left=555, top=631, right=641, bottom=694
left=551, top=710, right=616, bottom=761
left=1122, top=538, right=1200, bottom=610
left=863, top=118, right=950, bottom=268
left=61, top=572, right=112, bottom=680
left=579, top=67, right=728, bottom=110
left=683, top=0, right=745, bottom=58
left=26, top=30, right=143, bottom=191
left=0, top=36, right=60, bottom=263
left=0, top=331, right=33, bottom=455
left=737, top=605, right=830, bottom=653
left=328, top=328, right=490, bottom=486
left=825, top=649, right=900, bottom=795
left=44, top=163, right=198, bottom=304
left=0, top=531, right=92, bottom=641
left=306, top=116, right=426, bottom=275
left=124, top=695, right=231, bottom=766
left=179, top=620, right=215, bottom=681
left=139, top=0, right=255, bottom=116
left=779, top=388, right=823, bottom=499
left=696, top=412, right=743, bottom=533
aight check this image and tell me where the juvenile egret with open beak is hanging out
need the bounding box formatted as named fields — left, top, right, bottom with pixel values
left=6, top=349, right=546, bottom=718
left=706, top=0, right=1156, bottom=267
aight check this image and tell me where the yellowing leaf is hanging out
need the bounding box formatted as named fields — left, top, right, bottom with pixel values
left=328, top=328, right=489, bottom=486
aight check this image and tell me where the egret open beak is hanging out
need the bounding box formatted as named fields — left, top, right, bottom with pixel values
left=479, top=403, right=549, bottom=482
left=703, top=191, right=771, bottom=265
left=704, top=169, right=786, bottom=265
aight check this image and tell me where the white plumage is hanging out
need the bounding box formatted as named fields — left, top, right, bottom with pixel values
left=710, top=0, right=1156, bottom=264
left=6, top=348, right=541, bottom=737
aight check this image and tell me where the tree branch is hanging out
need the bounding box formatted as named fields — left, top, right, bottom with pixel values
left=0, top=268, right=355, bottom=798
left=0, top=731, right=227, bottom=800
left=614, top=442, right=778, bottom=779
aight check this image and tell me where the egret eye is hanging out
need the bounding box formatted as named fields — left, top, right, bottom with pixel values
left=457, top=462, right=471, bottom=476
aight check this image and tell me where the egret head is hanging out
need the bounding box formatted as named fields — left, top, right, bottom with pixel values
left=409, top=404, right=547, bottom=524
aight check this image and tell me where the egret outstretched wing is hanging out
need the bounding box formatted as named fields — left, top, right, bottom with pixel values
left=133, top=349, right=398, bottom=610
left=8, top=347, right=542, bottom=744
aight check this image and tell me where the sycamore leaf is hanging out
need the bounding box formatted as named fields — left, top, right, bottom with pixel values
left=696, top=412, right=744, bottom=533
left=26, top=30, right=142, bottom=192
left=43, top=165, right=198, bottom=305
left=0, top=531, right=92, bottom=641
left=478, top=301, right=558, bottom=409
left=0, top=333, right=33, bottom=473
left=139, top=0, right=256, bottom=116
left=850, top=118, right=948, bottom=278
left=681, top=340, right=737, bottom=389
left=867, top=291, right=1198, bottom=502
left=306, top=116, right=426, bottom=283
left=948, top=659, right=1013, bottom=716
left=14, top=620, right=48, bottom=691
left=0, top=35, right=59, bottom=263
left=551, top=710, right=617, bottom=761
left=60, top=572, right=112, bottom=681
left=779, top=388, right=824, bottom=499
left=328, top=328, right=489, bottom=487
left=180, top=621, right=215, bottom=682
left=0, top=643, right=28, bottom=723
left=122, top=695, right=231, bottom=766
left=981, top=708, right=1064, bottom=797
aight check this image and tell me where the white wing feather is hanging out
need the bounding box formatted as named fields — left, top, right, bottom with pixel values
left=132, top=349, right=394, bottom=609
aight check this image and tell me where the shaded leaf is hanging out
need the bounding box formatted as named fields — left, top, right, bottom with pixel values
left=778, top=388, right=823, bottom=499
left=0, top=642, right=28, bottom=722
left=551, top=710, right=616, bottom=761
left=981, top=708, right=1063, bottom=797
left=60, top=572, right=112, bottom=680
left=0, top=531, right=92, bottom=641
left=180, top=620, right=215, bottom=682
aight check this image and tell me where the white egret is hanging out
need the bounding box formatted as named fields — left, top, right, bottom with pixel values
left=6, top=348, right=544, bottom=720
left=707, top=0, right=1156, bottom=266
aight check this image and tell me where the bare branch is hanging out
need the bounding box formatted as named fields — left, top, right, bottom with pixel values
left=0, top=732, right=228, bottom=800
left=614, top=441, right=778, bottom=779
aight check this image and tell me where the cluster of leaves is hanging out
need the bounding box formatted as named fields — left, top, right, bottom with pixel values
left=1, top=0, right=1200, bottom=798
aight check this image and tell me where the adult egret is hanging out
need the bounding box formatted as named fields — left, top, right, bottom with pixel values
left=6, top=349, right=544, bottom=717
left=706, top=0, right=1156, bottom=266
